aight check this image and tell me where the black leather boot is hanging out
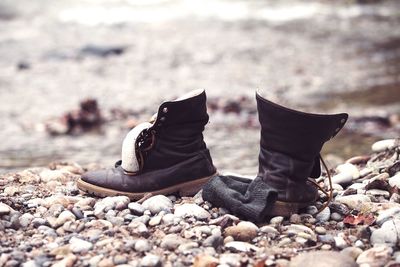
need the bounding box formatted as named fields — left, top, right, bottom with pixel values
left=77, top=89, right=217, bottom=199
left=202, top=92, right=348, bottom=221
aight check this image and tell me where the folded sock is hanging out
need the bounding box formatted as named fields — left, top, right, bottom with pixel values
left=202, top=175, right=277, bottom=223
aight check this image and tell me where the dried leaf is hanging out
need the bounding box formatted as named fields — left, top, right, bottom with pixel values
left=343, top=214, right=375, bottom=226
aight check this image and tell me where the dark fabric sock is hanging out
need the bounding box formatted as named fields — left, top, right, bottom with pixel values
left=202, top=175, right=278, bottom=223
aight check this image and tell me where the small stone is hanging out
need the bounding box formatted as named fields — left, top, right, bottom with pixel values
left=370, top=219, right=400, bottom=246
left=52, top=254, right=77, bottom=267
left=113, top=255, right=128, bottom=265
left=135, top=239, right=151, bottom=252
left=160, top=234, right=185, bottom=250
left=193, top=254, right=219, bottom=267
left=331, top=212, right=343, bottom=221
left=224, top=221, right=259, bottom=242
left=376, top=207, right=400, bottom=226
left=149, top=214, right=163, bottom=226
left=174, top=203, right=210, bottom=220
left=289, top=214, right=302, bottom=224
left=332, top=163, right=360, bottom=185
left=316, top=207, right=331, bottom=222
left=334, top=236, right=348, bottom=249
left=289, top=251, right=357, bottom=267
left=356, top=246, right=392, bottom=267
left=142, top=195, right=173, bottom=214
left=260, top=225, right=279, bottom=238
left=56, top=210, right=76, bottom=227
left=371, top=139, right=397, bottom=152
left=71, top=207, right=83, bottom=219
left=220, top=253, right=242, bottom=267
left=203, top=234, right=223, bottom=249
left=69, top=237, right=93, bottom=253
left=270, top=216, right=284, bottom=225
left=0, top=202, right=12, bottom=215
left=128, top=202, right=145, bottom=216
left=389, top=173, right=400, bottom=190
left=139, top=254, right=161, bottom=267
left=225, top=241, right=258, bottom=253
left=336, top=195, right=372, bottom=210
left=315, top=226, right=327, bottom=235
left=341, top=247, right=363, bottom=260
left=98, top=258, right=113, bottom=267
left=19, top=213, right=34, bottom=228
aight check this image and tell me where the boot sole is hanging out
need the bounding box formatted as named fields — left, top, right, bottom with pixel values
left=269, top=200, right=315, bottom=217
left=76, top=173, right=217, bottom=200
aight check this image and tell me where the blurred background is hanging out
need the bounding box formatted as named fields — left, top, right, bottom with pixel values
left=0, top=0, right=399, bottom=175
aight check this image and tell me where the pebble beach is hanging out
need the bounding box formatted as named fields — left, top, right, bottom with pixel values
left=0, top=138, right=399, bottom=267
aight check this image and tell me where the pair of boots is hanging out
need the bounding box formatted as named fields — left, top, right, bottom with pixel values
left=77, top=89, right=348, bottom=222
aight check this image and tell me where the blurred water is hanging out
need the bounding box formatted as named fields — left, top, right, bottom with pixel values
left=0, top=0, right=399, bottom=173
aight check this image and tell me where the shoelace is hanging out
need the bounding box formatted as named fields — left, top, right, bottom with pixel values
left=308, top=155, right=333, bottom=215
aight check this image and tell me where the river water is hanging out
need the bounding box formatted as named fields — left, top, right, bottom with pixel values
left=0, top=0, right=399, bottom=174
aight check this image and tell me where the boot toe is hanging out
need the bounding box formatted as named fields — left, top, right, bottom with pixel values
left=81, top=169, right=110, bottom=188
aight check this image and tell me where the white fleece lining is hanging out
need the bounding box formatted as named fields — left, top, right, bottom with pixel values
left=121, top=122, right=153, bottom=172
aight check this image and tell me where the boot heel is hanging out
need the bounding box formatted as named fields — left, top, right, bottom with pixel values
left=178, top=174, right=215, bottom=197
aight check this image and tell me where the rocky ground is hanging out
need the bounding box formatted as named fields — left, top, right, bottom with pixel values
left=0, top=138, right=399, bottom=267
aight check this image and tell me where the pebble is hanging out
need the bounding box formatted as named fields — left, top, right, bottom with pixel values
left=224, top=221, right=259, bottom=242
left=56, top=210, right=76, bottom=227
left=316, top=207, right=331, bottom=222
left=332, top=163, right=360, bottom=185
left=0, top=202, right=12, bottom=215
left=69, top=237, right=93, bottom=253
left=331, top=212, right=343, bottom=221
left=113, top=255, right=128, bottom=265
left=135, top=239, right=152, bottom=252
left=52, top=254, right=76, bottom=267
left=270, top=216, right=284, bottom=225
left=289, top=251, right=357, bottom=267
left=160, top=234, right=184, bottom=250
left=225, top=241, right=258, bottom=253
left=289, top=214, right=302, bottom=224
left=334, top=236, right=348, bottom=249
left=128, top=202, right=145, bottom=216
left=174, top=203, right=210, bottom=220
left=389, top=173, right=400, bottom=190
left=371, top=139, right=397, bottom=152
left=203, top=233, right=223, bottom=249
left=142, top=195, right=173, bottom=214
left=315, top=226, right=327, bottom=235
left=260, top=225, right=279, bottom=238
left=370, top=219, right=400, bottom=246
left=376, top=207, right=400, bottom=226
left=356, top=246, right=392, bottom=267
left=19, top=213, right=34, bottom=228
left=139, top=254, right=161, bottom=267
left=335, top=195, right=372, bottom=210
left=341, top=247, right=363, bottom=260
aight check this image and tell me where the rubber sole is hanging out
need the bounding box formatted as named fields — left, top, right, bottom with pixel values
left=76, top=173, right=216, bottom=200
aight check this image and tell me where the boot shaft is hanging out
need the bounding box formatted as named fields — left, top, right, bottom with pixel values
left=257, top=92, right=348, bottom=181
left=144, top=90, right=213, bottom=171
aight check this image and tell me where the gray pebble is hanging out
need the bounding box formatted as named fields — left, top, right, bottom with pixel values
left=128, top=202, right=145, bottom=216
